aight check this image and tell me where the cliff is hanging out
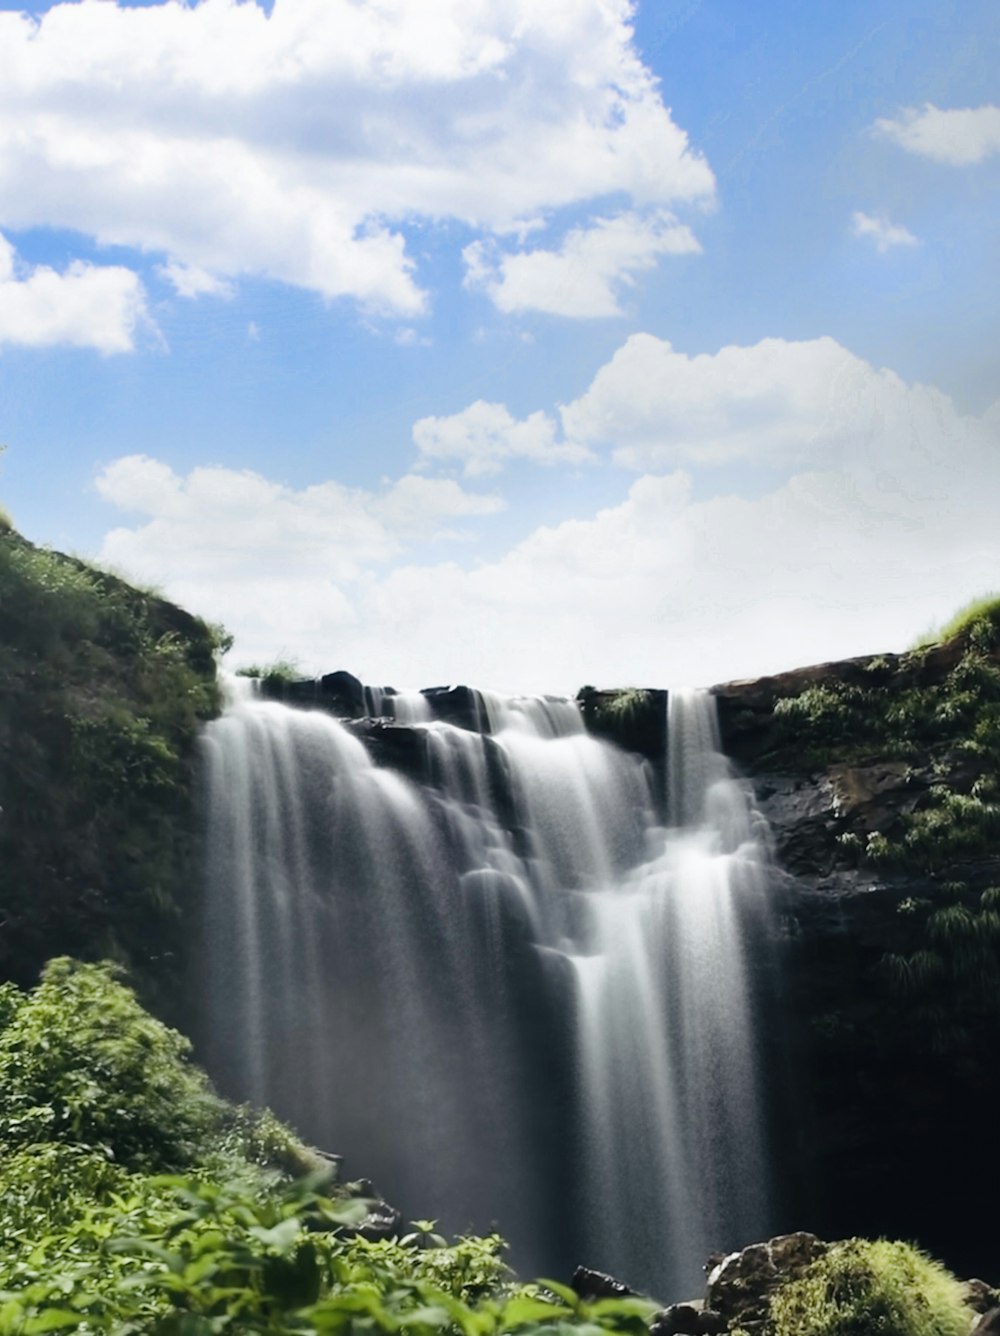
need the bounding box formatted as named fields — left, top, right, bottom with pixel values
left=707, top=620, right=1000, bottom=1280
left=0, top=526, right=223, bottom=1017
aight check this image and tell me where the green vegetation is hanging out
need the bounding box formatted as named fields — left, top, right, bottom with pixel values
left=912, top=592, right=1000, bottom=649
left=880, top=884, right=1000, bottom=1056
left=0, top=959, right=225, bottom=1169
left=590, top=688, right=653, bottom=725
left=236, top=660, right=301, bottom=688
left=763, top=1239, right=970, bottom=1336
left=0, top=529, right=224, bottom=1010
left=768, top=600, right=1000, bottom=877
left=0, top=959, right=660, bottom=1335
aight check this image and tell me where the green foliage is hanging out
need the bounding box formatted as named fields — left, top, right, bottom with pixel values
left=771, top=640, right=1000, bottom=772
left=912, top=592, right=1000, bottom=650
left=0, top=960, right=225, bottom=1170
left=0, top=1167, right=657, bottom=1336
left=235, top=660, right=301, bottom=688
left=770, top=634, right=1000, bottom=876
left=0, top=963, right=661, bottom=1335
left=591, top=688, right=652, bottom=725
left=880, top=884, right=1000, bottom=1055
left=766, top=1238, right=970, bottom=1336
left=865, top=786, right=1000, bottom=873
left=0, top=529, right=223, bottom=1003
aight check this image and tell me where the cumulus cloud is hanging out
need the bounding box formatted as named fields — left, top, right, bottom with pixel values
left=464, top=211, right=701, bottom=317
left=560, top=333, right=896, bottom=470
left=413, top=401, right=595, bottom=476
left=850, top=210, right=918, bottom=253
left=0, top=231, right=147, bottom=352
left=95, top=337, right=1000, bottom=692
left=874, top=103, right=1000, bottom=165
left=0, top=0, right=714, bottom=314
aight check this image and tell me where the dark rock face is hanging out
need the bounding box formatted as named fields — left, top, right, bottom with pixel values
left=701, top=640, right=1000, bottom=1285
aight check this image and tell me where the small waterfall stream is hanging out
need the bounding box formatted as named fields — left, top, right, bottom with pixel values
left=200, top=682, right=773, bottom=1297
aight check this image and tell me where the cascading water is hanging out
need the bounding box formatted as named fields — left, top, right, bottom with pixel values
left=200, top=680, right=773, bottom=1298
left=570, top=689, right=771, bottom=1291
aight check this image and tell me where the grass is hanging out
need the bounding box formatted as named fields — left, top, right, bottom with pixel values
left=912, top=592, right=1000, bottom=649
left=766, top=1238, right=971, bottom=1336
left=235, top=659, right=301, bottom=687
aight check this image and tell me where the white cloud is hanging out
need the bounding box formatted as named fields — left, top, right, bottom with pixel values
left=95, top=454, right=503, bottom=645
left=874, top=103, right=1000, bottom=165
left=0, top=0, right=714, bottom=314
left=413, top=400, right=595, bottom=476
left=0, top=231, right=146, bottom=352
left=560, top=333, right=895, bottom=470
left=850, top=210, right=918, bottom=253
left=95, top=337, right=1000, bottom=693
left=464, top=210, right=701, bottom=317
left=159, top=261, right=235, bottom=300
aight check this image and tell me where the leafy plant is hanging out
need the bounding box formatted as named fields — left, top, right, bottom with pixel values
left=880, top=885, right=1000, bottom=1055
left=0, top=960, right=665, bottom=1335
left=0, top=959, right=226, bottom=1169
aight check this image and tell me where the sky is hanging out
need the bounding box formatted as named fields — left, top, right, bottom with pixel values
left=0, top=0, right=998, bottom=694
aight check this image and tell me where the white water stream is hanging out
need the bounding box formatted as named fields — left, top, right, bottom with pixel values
left=201, top=681, right=772, bottom=1296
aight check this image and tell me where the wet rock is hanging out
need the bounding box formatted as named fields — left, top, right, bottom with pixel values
left=696, top=1311, right=726, bottom=1335
left=421, top=683, right=482, bottom=732
left=706, top=1233, right=827, bottom=1328
left=353, top=1198, right=404, bottom=1242
left=965, top=1281, right=1000, bottom=1315
left=650, top=1302, right=701, bottom=1335
left=320, top=670, right=366, bottom=717
left=571, top=1265, right=634, bottom=1301
left=974, top=1312, right=1000, bottom=1336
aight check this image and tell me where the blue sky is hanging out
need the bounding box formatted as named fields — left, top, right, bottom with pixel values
left=1, top=0, right=998, bottom=691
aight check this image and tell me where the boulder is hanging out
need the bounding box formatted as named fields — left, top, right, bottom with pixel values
left=706, top=1233, right=827, bottom=1328
left=966, top=1282, right=1000, bottom=1315
left=571, top=1266, right=634, bottom=1301
left=649, top=1303, right=702, bottom=1336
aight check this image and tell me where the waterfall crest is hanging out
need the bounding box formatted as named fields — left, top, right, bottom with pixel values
left=201, top=682, right=773, bottom=1297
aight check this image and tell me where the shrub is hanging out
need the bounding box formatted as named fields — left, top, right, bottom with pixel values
left=767, top=1238, right=971, bottom=1336
left=0, top=958, right=225, bottom=1169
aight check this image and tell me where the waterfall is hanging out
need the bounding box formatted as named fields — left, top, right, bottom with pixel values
left=200, top=681, right=773, bottom=1298
left=570, top=688, right=771, bottom=1292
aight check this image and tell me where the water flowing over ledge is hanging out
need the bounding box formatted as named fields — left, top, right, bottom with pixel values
left=200, top=681, right=776, bottom=1296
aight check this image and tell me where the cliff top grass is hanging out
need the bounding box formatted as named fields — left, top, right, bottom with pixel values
left=913, top=591, right=1000, bottom=649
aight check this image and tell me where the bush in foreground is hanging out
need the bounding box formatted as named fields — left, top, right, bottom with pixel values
left=0, top=960, right=658, bottom=1334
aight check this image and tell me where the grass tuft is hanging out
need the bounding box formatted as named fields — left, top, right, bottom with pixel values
left=768, top=1238, right=971, bottom=1336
